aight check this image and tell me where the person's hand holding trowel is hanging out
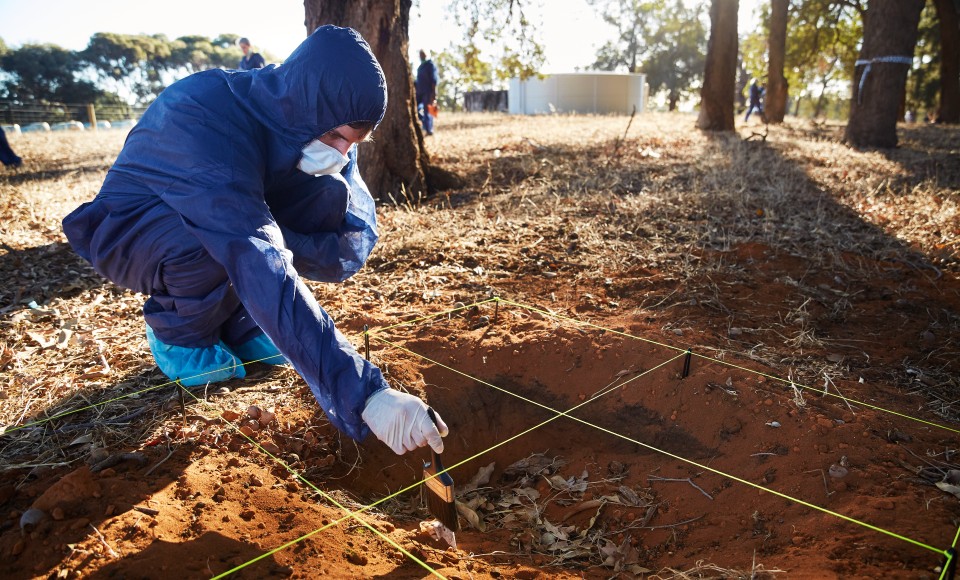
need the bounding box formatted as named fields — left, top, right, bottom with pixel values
left=362, top=388, right=449, bottom=454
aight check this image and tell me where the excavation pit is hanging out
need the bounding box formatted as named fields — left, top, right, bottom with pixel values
left=339, top=301, right=960, bottom=577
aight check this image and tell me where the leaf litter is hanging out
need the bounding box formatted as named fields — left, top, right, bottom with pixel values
left=0, top=117, right=957, bottom=578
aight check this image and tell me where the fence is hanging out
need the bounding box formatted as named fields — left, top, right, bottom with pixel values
left=463, top=90, right=508, bottom=112
left=0, top=101, right=148, bottom=132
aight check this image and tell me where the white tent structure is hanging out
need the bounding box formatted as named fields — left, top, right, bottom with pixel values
left=508, top=72, right=648, bottom=115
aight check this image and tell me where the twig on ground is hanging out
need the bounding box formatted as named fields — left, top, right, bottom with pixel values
left=133, top=505, right=159, bottom=516
left=822, top=372, right=856, bottom=415
left=804, top=469, right=834, bottom=497
left=607, top=104, right=637, bottom=164
left=745, top=126, right=769, bottom=142
left=627, top=514, right=704, bottom=530
left=143, top=444, right=177, bottom=477
left=89, top=523, right=119, bottom=558
left=91, top=452, right=147, bottom=473
left=647, top=475, right=713, bottom=500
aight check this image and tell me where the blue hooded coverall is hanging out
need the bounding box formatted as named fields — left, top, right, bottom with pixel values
left=62, top=26, right=389, bottom=442
left=0, top=128, right=21, bottom=167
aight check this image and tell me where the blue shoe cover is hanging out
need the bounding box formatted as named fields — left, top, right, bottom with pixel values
left=230, top=333, right=287, bottom=365
left=146, top=326, right=246, bottom=386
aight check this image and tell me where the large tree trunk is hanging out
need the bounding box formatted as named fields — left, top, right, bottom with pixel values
left=766, top=0, right=789, bottom=123
left=304, top=0, right=428, bottom=200
left=697, top=0, right=739, bottom=131
left=844, top=0, right=925, bottom=147
left=934, top=0, right=960, bottom=124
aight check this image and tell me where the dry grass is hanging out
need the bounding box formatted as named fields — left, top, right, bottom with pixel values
left=1, top=111, right=958, bottom=472
left=0, top=112, right=958, bottom=578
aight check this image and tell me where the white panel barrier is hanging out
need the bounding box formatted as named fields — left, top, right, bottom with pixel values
left=508, top=73, right=647, bottom=115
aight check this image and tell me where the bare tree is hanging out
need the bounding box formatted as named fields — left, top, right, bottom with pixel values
left=304, top=0, right=429, bottom=200
left=845, top=0, right=925, bottom=147
left=766, top=0, right=790, bottom=123
left=933, top=0, right=960, bottom=123
left=697, top=0, right=739, bottom=131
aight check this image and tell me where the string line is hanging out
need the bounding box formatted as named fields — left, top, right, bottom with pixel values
left=497, top=298, right=960, bottom=435
left=176, top=384, right=447, bottom=580
left=374, top=335, right=946, bottom=557
left=7, top=297, right=953, bottom=574
left=198, top=348, right=683, bottom=577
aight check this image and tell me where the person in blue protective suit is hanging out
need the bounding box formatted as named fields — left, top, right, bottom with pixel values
left=237, top=37, right=266, bottom=70
left=415, top=49, right=439, bottom=135
left=62, top=25, right=448, bottom=456
left=744, top=79, right=765, bottom=123
left=0, top=128, right=22, bottom=168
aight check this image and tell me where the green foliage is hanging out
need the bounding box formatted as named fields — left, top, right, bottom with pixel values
left=590, top=0, right=661, bottom=73
left=0, top=43, right=102, bottom=103
left=82, top=32, right=177, bottom=104
left=904, top=1, right=941, bottom=119
left=740, top=0, right=868, bottom=120
left=589, top=0, right=706, bottom=110
left=446, top=0, right=546, bottom=84
left=424, top=0, right=544, bottom=110
left=0, top=31, right=274, bottom=107
left=641, top=0, right=707, bottom=110
left=433, top=43, right=494, bottom=110
left=168, top=35, right=246, bottom=73
left=788, top=0, right=864, bottom=118
left=739, top=3, right=770, bottom=85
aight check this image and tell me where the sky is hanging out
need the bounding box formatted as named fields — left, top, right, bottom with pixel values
left=0, top=0, right=763, bottom=74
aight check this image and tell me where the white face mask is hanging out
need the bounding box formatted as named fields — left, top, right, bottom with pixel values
left=298, top=139, right=349, bottom=176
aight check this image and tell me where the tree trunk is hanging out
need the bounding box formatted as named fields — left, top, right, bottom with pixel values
left=766, top=0, right=789, bottom=123
left=814, top=81, right=829, bottom=118
left=934, top=0, right=960, bottom=123
left=697, top=0, right=739, bottom=131
left=844, top=0, right=925, bottom=147
left=304, top=0, right=428, bottom=200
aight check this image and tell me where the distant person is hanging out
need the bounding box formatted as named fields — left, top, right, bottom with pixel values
left=415, top=49, right=439, bottom=135
left=237, top=37, right=266, bottom=70
left=0, top=128, right=22, bottom=168
left=62, top=26, right=448, bottom=457
left=744, top=79, right=764, bottom=123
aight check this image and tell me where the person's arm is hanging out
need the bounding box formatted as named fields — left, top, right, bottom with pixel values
left=159, top=163, right=383, bottom=441
left=252, top=53, right=266, bottom=69
left=268, top=147, right=378, bottom=282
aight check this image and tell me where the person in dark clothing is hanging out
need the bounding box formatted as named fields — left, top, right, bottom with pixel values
left=415, top=49, right=439, bottom=135
left=0, top=128, right=22, bottom=168
left=744, top=79, right=765, bottom=122
left=237, top=37, right=266, bottom=70
left=62, top=26, right=448, bottom=457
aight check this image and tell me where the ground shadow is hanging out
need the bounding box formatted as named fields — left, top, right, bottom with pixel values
left=0, top=162, right=114, bottom=186
left=86, top=531, right=287, bottom=579
left=0, top=241, right=107, bottom=309
left=0, top=363, right=306, bottom=579
left=420, top=119, right=960, bottom=419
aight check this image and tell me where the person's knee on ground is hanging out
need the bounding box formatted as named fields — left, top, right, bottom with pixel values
left=218, top=304, right=287, bottom=366
left=145, top=325, right=246, bottom=386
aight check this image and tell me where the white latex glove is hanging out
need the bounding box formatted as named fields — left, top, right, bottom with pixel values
left=361, top=388, right=449, bottom=455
